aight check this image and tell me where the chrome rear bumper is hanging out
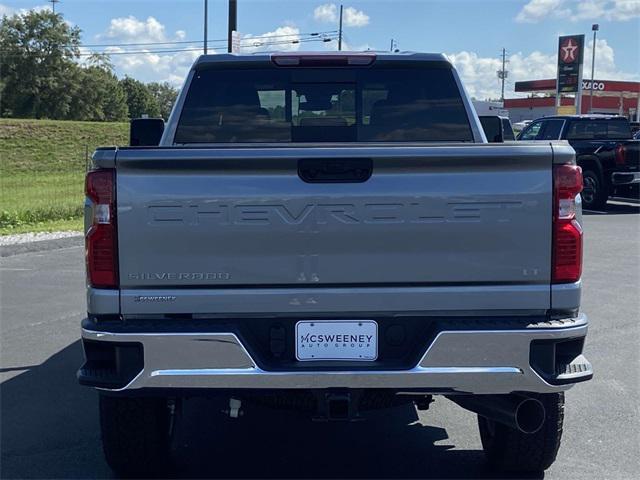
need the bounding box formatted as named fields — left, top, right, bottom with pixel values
left=612, top=171, right=640, bottom=185
left=80, top=315, right=591, bottom=394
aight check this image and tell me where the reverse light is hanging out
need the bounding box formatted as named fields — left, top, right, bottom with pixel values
left=552, top=164, right=583, bottom=284
left=85, top=169, right=118, bottom=288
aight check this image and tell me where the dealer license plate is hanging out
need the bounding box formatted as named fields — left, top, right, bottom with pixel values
left=295, top=320, right=378, bottom=361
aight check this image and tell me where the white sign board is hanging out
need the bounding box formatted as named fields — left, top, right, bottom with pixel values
left=231, top=31, right=241, bottom=53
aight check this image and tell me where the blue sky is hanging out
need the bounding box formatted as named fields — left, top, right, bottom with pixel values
left=2, top=0, right=639, bottom=99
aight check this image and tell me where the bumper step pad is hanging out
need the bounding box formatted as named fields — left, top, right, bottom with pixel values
left=554, top=355, right=593, bottom=383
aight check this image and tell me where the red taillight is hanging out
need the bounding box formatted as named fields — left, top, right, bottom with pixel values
left=552, top=164, right=583, bottom=283
left=85, top=169, right=118, bottom=288
left=614, top=144, right=626, bottom=166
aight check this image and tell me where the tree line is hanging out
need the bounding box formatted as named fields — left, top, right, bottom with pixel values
left=0, top=10, right=178, bottom=122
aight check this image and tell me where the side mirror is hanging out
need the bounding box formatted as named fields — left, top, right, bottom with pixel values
left=130, top=118, right=165, bottom=146
left=479, top=116, right=504, bottom=143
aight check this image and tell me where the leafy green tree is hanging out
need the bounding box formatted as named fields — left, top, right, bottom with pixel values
left=0, top=10, right=81, bottom=118
left=85, top=52, right=114, bottom=73
left=147, top=82, right=178, bottom=120
left=120, top=76, right=161, bottom=119
left=101, top=75, right=130, bottom=121
left=1, top=10, right=176, bottom=122
left=69, top=65, right=129, bottom=121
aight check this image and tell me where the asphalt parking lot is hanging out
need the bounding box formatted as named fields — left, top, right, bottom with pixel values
left=1, top=201, right=638, bottom=479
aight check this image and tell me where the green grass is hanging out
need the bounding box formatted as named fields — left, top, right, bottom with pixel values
left=0, top=218, right=83, bottom=236
left=0, top=118, right=128, bottom=234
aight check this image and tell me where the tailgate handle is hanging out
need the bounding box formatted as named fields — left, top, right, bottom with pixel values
left=298, top=158, right=372, bottom=183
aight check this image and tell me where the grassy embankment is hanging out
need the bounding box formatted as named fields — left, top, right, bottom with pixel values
left=0, top=119, right=128, bottom=235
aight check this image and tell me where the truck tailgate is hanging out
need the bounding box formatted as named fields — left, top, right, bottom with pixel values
left=114, top=144, right=553, bottom=313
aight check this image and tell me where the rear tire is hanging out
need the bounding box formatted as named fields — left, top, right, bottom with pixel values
left=581, top=169, right=608, bottom=210
left=99, top=395, right=173, bottom=478
left=478, top=393, right=564, bottom=475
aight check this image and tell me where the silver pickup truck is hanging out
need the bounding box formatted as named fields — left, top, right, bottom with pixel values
left=78, top=52, right=592, bottom=477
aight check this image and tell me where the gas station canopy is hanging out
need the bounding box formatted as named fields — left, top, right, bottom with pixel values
left=505, top=78, right=640, bottom=122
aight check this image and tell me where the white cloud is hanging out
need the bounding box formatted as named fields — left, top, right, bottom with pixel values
left=313, top=3, right=369, bottom=27
left=608, top=0, right=640, bottom=19
left=106, top=45, right=201, bottom=85
left=95, top=16, right=318, bottom=85
left=516, top=0, right=640, bottom=23
left=446, top=38, right=638, bottom=100
left=100, top=16, right=167, bottom=43
left=343, top=6, right=370, bottom=27
left=241, top=26, right=301, bottom=53
left=90, top=15, right=206, bottom=85
left=574, top=0, right=640, bottom=20
left=314, top=3, right=338, bottom=23
left=515, top=0, right=570, bottom=23
left=93, top=16, right=199, bottom=86
left=96, top=18, right=304, bottom=85
left=582, top=38, right=639, bottom=79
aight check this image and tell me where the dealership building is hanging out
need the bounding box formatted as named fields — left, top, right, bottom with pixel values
left=504, top=79, right=640, bottom=123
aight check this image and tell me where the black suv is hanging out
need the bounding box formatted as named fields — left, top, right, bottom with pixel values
left=518, top=115, right=639, bottom=209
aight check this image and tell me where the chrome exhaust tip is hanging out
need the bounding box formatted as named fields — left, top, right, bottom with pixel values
left=448, top=394, right=546, bottom=434
left=514, top=396, right=546, bottom=434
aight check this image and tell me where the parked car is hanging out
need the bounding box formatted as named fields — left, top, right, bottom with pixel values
left=79, top=52, right=592, bottom=477
left=479, top=115, right=516, bottom=142
left=512, top=120, right=532, bottom=133
left=518, top=115, right=640, bottom=208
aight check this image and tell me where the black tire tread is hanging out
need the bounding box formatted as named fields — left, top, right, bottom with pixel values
left=99, top=395, right=171, bottom=478
left=478, top=393, right=565, bottom=474
left=582, top=169, right=608, bottom=210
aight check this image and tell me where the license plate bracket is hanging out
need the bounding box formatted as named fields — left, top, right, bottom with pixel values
left=295, top=320, right=378, bottom=361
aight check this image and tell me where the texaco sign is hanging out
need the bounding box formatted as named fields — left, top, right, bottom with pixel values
left=582, top=81, right=606, bottom=91
left=557, top=34, right=585, bottom=94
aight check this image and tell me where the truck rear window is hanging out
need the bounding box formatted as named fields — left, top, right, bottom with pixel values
left=565, top=119, right=631, bottom=140
left=174, top=67, right=474, bottom=143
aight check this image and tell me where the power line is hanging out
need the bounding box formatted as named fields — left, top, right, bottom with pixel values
left=1, top=34, right=340, bottom=58
left=72, top=31, right=337, bottom=49
left=79, top=47, right=213, bottom=56
left=71, top=36, right=338, bottom=56
left=79, top=39, right=226, bottom=48
left=241, top=31, right=336, bottom=42
left=242, top=35, right=336, bottom=48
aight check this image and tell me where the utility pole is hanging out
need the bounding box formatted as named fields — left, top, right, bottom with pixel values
left=228, top=0, right=238, bottom=53
left=49, top=0, right=59, bottom=14
left=590, top=24, right=599, bottom=113
left=203, top=0, right=208, bottom=54
left=501, top=48, right=506, bottom=102
left=338, top=4, right=343, bottom=51
left=497, top=48, right=509, bottom=103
